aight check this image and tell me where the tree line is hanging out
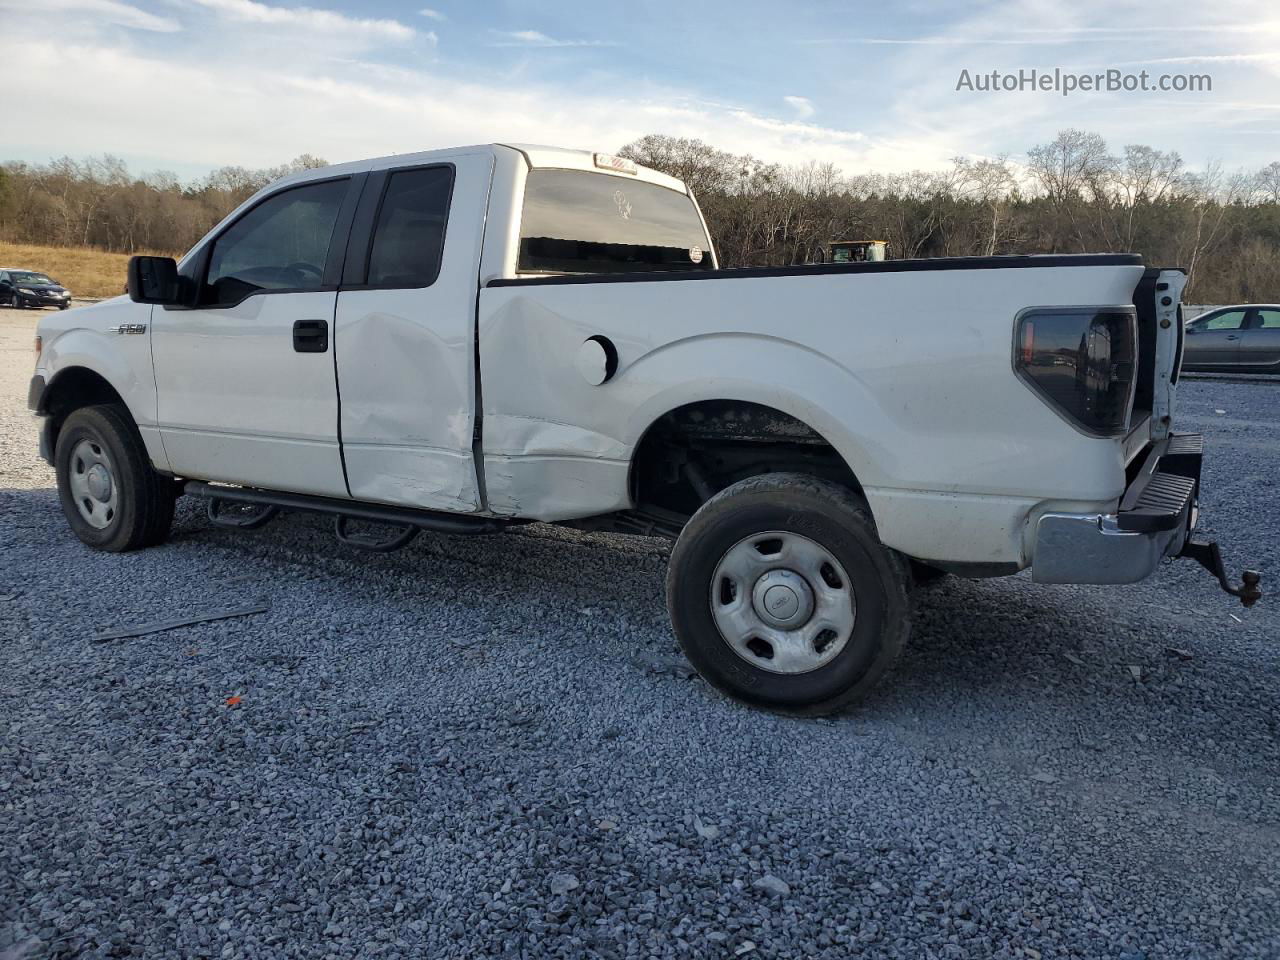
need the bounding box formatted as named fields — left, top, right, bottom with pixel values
left=0, top=154, right=328, bottom=258
left=2, top=130, right=1277, bottom=302
left=618, top=130, right=1280, bottom=303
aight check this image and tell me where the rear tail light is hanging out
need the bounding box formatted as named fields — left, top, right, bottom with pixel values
left=1014, top=307, right=1137, bottom=436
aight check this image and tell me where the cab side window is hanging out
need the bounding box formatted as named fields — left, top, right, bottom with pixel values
left=203, top=179, right=348, bottom=306
left=365, top=167, right=453, bottom=288
left=1256, top=309, right=1280, bottom=329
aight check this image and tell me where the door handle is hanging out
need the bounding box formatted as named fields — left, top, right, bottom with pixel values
left=293, top=318, right=328, bottom=353
left=1225, top=335, right=1240, bottom=341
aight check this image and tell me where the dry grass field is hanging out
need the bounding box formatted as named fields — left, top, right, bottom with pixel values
left=0, top=242, right=179, bottom=299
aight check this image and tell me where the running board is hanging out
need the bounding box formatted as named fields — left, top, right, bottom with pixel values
left=184, top=481, right=511, bottom=537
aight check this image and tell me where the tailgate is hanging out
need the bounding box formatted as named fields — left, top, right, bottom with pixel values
left=1128, top=266, right=1187, bottom=459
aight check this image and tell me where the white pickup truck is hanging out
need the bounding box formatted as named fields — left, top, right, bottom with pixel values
left=29, top=143, right=1260, bottom=714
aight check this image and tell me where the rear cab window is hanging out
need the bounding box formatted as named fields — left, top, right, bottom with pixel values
left=364, top=166, right=453, bottom=288
left=517, top=169, right=712, bottom=275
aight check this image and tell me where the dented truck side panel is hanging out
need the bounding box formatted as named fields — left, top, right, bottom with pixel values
left=477, top=263, right=1148, bottom=567
left=334, top=149, right=496, bottom=513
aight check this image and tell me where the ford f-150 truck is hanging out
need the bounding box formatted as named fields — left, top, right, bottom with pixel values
left=28, top=143, right=1261, bottom=714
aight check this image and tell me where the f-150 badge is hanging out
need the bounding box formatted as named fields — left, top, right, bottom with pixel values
left=108, top=324, right=147, bottom=335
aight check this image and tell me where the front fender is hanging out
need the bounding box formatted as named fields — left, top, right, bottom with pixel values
left=37, top=299, right=168, bottom=471
left=40, top=300, right=157, bottom=427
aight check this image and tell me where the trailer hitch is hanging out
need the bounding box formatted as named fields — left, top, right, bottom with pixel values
left=1179, top=539, right=1262, bottom=608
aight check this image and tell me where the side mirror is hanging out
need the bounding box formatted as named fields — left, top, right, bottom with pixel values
left=127, top=256, right=184, bottom=305
left=1185, top=326, right=1199, bottom=335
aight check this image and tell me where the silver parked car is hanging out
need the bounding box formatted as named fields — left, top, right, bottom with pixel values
left=1182, top=304, right=1280, bottom=373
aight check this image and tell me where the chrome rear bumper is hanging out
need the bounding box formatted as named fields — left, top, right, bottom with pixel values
left=1032, top=434, right=1199, bottom=585
left=1033, top=510, right=1191, bottom=584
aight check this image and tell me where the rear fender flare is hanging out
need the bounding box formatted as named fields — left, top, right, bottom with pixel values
left=620, top=332, right=896, bottom=493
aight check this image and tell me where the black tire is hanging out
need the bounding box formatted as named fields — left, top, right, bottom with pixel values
left=9, top=294, right=20, bottom=309
left=54, top=404, right=176, bottom=552
left=666, top=473, right=911, bottom=715
left=58, top=303, right=69, bottom=310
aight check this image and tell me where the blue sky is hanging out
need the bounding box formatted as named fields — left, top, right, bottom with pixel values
left=3, top=0, right=1277, bottom=180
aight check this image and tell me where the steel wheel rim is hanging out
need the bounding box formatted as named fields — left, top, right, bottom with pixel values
left=67, top=437, right=118, bottom=530
left=709, top=530, right=856, bottom=675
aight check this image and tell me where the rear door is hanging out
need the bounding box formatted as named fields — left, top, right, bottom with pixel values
left=1240, top=308, right=1280, bottom=368
left=1184, top=308, right=1247, bottom=366
left=153, top=175, right=363, bottom=496
left=333, top=152, right=493, bottom=512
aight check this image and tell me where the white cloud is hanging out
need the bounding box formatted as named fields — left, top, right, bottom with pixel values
left=0, top=0, right=179, bottom=31
left=804, top=36, right=1099, bottom=46
left=1127, top=53, right=1280, bottom=64
left=418, top=7, right=446, bottom=20
left=1010, top=22, right=1280, bottom=36
left=189, top=0, right=416, bottom=42
left=5, top=0, right=1277, bottom=182
left=488, top=29, right=619, bottom=48
left=0, top=34, right=959, bottom=180
left=783, top=96, right=815, bottom=119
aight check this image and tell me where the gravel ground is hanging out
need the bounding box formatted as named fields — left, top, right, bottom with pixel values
left=1, top=310, right=1277, bottom=960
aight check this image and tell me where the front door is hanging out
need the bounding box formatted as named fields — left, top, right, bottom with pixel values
left=1185, top=308, right=1247, bottom=366
left=152, top=176, right=360, bottom=497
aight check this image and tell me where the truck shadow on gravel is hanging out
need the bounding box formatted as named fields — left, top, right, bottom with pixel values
left=178, top=499, right=1276, bottom=729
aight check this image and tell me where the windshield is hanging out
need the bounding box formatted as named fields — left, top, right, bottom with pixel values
left=518, top=169, right=712, bottom=275
left=12, top=272, right=54, bottom=285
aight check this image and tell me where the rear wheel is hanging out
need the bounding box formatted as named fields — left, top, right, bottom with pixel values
left=667, top=473, right=911, bottom=715
left=55, top=404, right=176, bottom=552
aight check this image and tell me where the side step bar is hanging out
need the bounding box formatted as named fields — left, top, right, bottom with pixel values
left=184, top=481, right=511, bottom=538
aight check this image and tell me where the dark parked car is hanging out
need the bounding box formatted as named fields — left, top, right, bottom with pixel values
left=0, top=268, right=72, bottom=309
left=1182, top=304, right=1280, bottom=373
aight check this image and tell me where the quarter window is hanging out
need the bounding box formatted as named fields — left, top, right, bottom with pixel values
left=366, top=167, right=453, bottom=287
left=203, top=179, right=348, bottom=306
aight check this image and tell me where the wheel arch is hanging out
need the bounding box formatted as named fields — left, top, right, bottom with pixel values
left=38, top=364, right=168, bottom=472
left=39, top=365, right=127, bottom=417
left=627, top=396, right=872, bottom=523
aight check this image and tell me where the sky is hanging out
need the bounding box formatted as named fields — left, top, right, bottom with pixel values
left=2, top=0, right=1277, bottom=181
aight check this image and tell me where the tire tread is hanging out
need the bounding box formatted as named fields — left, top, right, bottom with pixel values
left=56, top=404, right=175, bottom=552
left=667, top=472, right=911, bottom=715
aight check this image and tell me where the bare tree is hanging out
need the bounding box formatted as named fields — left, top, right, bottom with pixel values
left=952, top=156, right=1019, bottom=255
left=1026, top=130, right=1114, bottom=251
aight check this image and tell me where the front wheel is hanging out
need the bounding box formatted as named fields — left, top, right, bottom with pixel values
left=667, top=473, right=911, bottom=715
left=9, top=294, right=20, bottom=309
left=55, top=404, right=176, bottom=551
